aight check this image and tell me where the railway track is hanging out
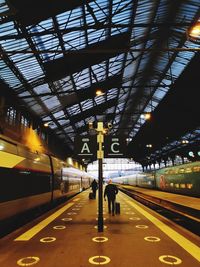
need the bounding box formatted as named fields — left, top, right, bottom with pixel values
left=119, top=186, right=200, bottom=236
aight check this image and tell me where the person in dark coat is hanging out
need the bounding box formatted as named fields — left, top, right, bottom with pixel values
left=91, top=179, right=98, bottom=199
left=104, top=179, right=118, bottom=216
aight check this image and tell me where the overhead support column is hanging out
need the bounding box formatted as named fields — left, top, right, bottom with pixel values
left=97, top=122, right=104, bottom=232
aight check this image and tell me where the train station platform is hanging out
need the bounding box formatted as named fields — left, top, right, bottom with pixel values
left=0, top=189, right=200, bottom=267
left=121, top=186, right=200, bottom=210
left=119, top=186, right=200, bottom=221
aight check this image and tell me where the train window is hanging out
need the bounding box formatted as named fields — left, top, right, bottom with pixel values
left=6, top=107, right=16, bottom=124
left=193, top=166, right=200, bottom=172
left=186, top=184, right=193, bottom=189
left=180, top=184, right=186, bottom=189
left=168, top=169, right=178, bottom=175
left=173, top=169, right=178, bottom=174
left=170, top=183, right=174, bottom=187
left=175, top=183, right=180, bottom=188
left=185, top=168, right=192, bottom=173
left=178, top=168, right=185, bottom=174
left=21, top=115, right=29, bottom=127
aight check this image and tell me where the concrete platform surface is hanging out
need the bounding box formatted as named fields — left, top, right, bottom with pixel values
left=0, top=190, right=200, bottom=267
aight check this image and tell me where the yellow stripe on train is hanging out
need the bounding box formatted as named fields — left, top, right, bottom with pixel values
left=0, top=151, right=25, bottom=168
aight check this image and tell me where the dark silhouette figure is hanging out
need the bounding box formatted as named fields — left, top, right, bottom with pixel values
left=91, top=179, right=98, bottom=199
left=104, top=180, right=118, bottom=216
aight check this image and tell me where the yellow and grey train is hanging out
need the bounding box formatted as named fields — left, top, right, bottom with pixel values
left=0, top=134, right=92, bottom=222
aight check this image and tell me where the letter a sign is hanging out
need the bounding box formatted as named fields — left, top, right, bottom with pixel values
left=74, top=136, right=97, bottom=158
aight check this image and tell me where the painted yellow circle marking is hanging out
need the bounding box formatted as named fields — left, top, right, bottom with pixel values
left=17, top=256, right=40, bottom=266
left=53, top=225, right=66, bottom=230
left=40, top=237, right=56, bottom=243
left=126, top=212, right=136, bottom=215
left=72, top=208, right=80, bottom=210
left=135, top=225, right=149, bottom=229
left=89, top=256, right=111, bottom=265
left=144, top=236, right=160, bottom=242
left=159, top=255, right=182, bottom=265
left=67, top=212, right=77, bottom=215
left=129, top=217, right=140, bottom=220
left=62, top=218, right=72, bottom=221
left=92, top=237, right=108, bottom=243
left=94, top=225, right=107, bottom=229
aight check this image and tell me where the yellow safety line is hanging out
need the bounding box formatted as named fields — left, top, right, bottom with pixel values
left=123, top=193, right=200, bottom=262
left=14, top=202, right=74, bottom=241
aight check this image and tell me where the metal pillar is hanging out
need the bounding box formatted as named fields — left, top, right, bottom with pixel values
left=97, top=122, right=104, bottom=232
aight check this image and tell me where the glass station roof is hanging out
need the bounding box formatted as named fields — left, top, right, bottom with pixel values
left=0, top=0, right=200, bottom=162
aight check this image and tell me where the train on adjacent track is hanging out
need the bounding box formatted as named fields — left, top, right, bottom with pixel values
left=0, top=134, right=92, bottom=222
left=113, top=161, right=200, bottom=197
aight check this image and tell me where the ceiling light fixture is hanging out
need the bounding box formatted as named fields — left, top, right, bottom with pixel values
left=44, top=122, right=49, bottom=127
left=96, top=89, right=104, bottom=96
left=187, top=20, right=200, bottom=44
left=141, top=113, right=151, bottom=120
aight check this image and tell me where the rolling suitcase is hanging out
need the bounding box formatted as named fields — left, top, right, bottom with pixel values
left=89, top=192, right=94, bottom=199
left=115, top=202, right=120, bottom=214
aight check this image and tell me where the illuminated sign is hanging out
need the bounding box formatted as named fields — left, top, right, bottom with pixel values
left=104, top=136, right=127, bottom=158
left=74, top=136, right=97, bottom=158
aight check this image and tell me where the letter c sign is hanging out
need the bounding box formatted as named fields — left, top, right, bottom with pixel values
left=111, top=142, right=119, bottom=153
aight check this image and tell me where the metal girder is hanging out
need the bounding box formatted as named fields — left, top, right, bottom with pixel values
left=69, top=98, right=117, bottom=124
left=7, top=0, right=93, bottom=26
left=2, top=47, right=200, bottom=56
left=0, top=23, right=194, bottom=40
left=42, top=32, right=129, bottom=82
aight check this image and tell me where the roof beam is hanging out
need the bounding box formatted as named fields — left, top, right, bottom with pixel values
left=8, top=0, right=93, bottom=26
left=69, top=98, right=117, bottom=124
left=0, top=23, right=193, bottom=40
left=43, top=32, right=129, bottom=82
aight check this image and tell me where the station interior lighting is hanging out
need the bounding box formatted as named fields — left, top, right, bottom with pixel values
left=146, top=144, right=152, bottom=148
left=103, top=129, right=107, bottom=134
left=88, top=121, right=94, bottom=129
left=198, top=151, right=200, bottom=156
left=141, top=113, right=151, bottom=120
left=67, top=157, right=73, bottom=166
left=187, top=20, right=200, bottom=43
left=188, top=151, right=194, bottom=157
left=181, top=140, right=189, bottom=144
left=95, top=89, right=104, bottom=96
left=0, top=144, right=4, bottom=150
left=44, top=122, right=49, bottom=127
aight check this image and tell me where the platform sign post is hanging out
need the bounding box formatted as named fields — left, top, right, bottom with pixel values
left=97, top=122, right=104, bottom=232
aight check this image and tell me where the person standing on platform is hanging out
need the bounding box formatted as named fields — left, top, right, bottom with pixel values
left=104, top=179, right=118, bottom=216
left=91, top=179, right=98, bottom=199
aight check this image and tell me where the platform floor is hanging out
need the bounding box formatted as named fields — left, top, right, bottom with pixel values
left=0, top=190, right=200, bottom=267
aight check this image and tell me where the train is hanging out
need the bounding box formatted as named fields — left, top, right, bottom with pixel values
left=112, top=161, right=200, bottom=197
left=0, top=134, right=92, bottom=222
